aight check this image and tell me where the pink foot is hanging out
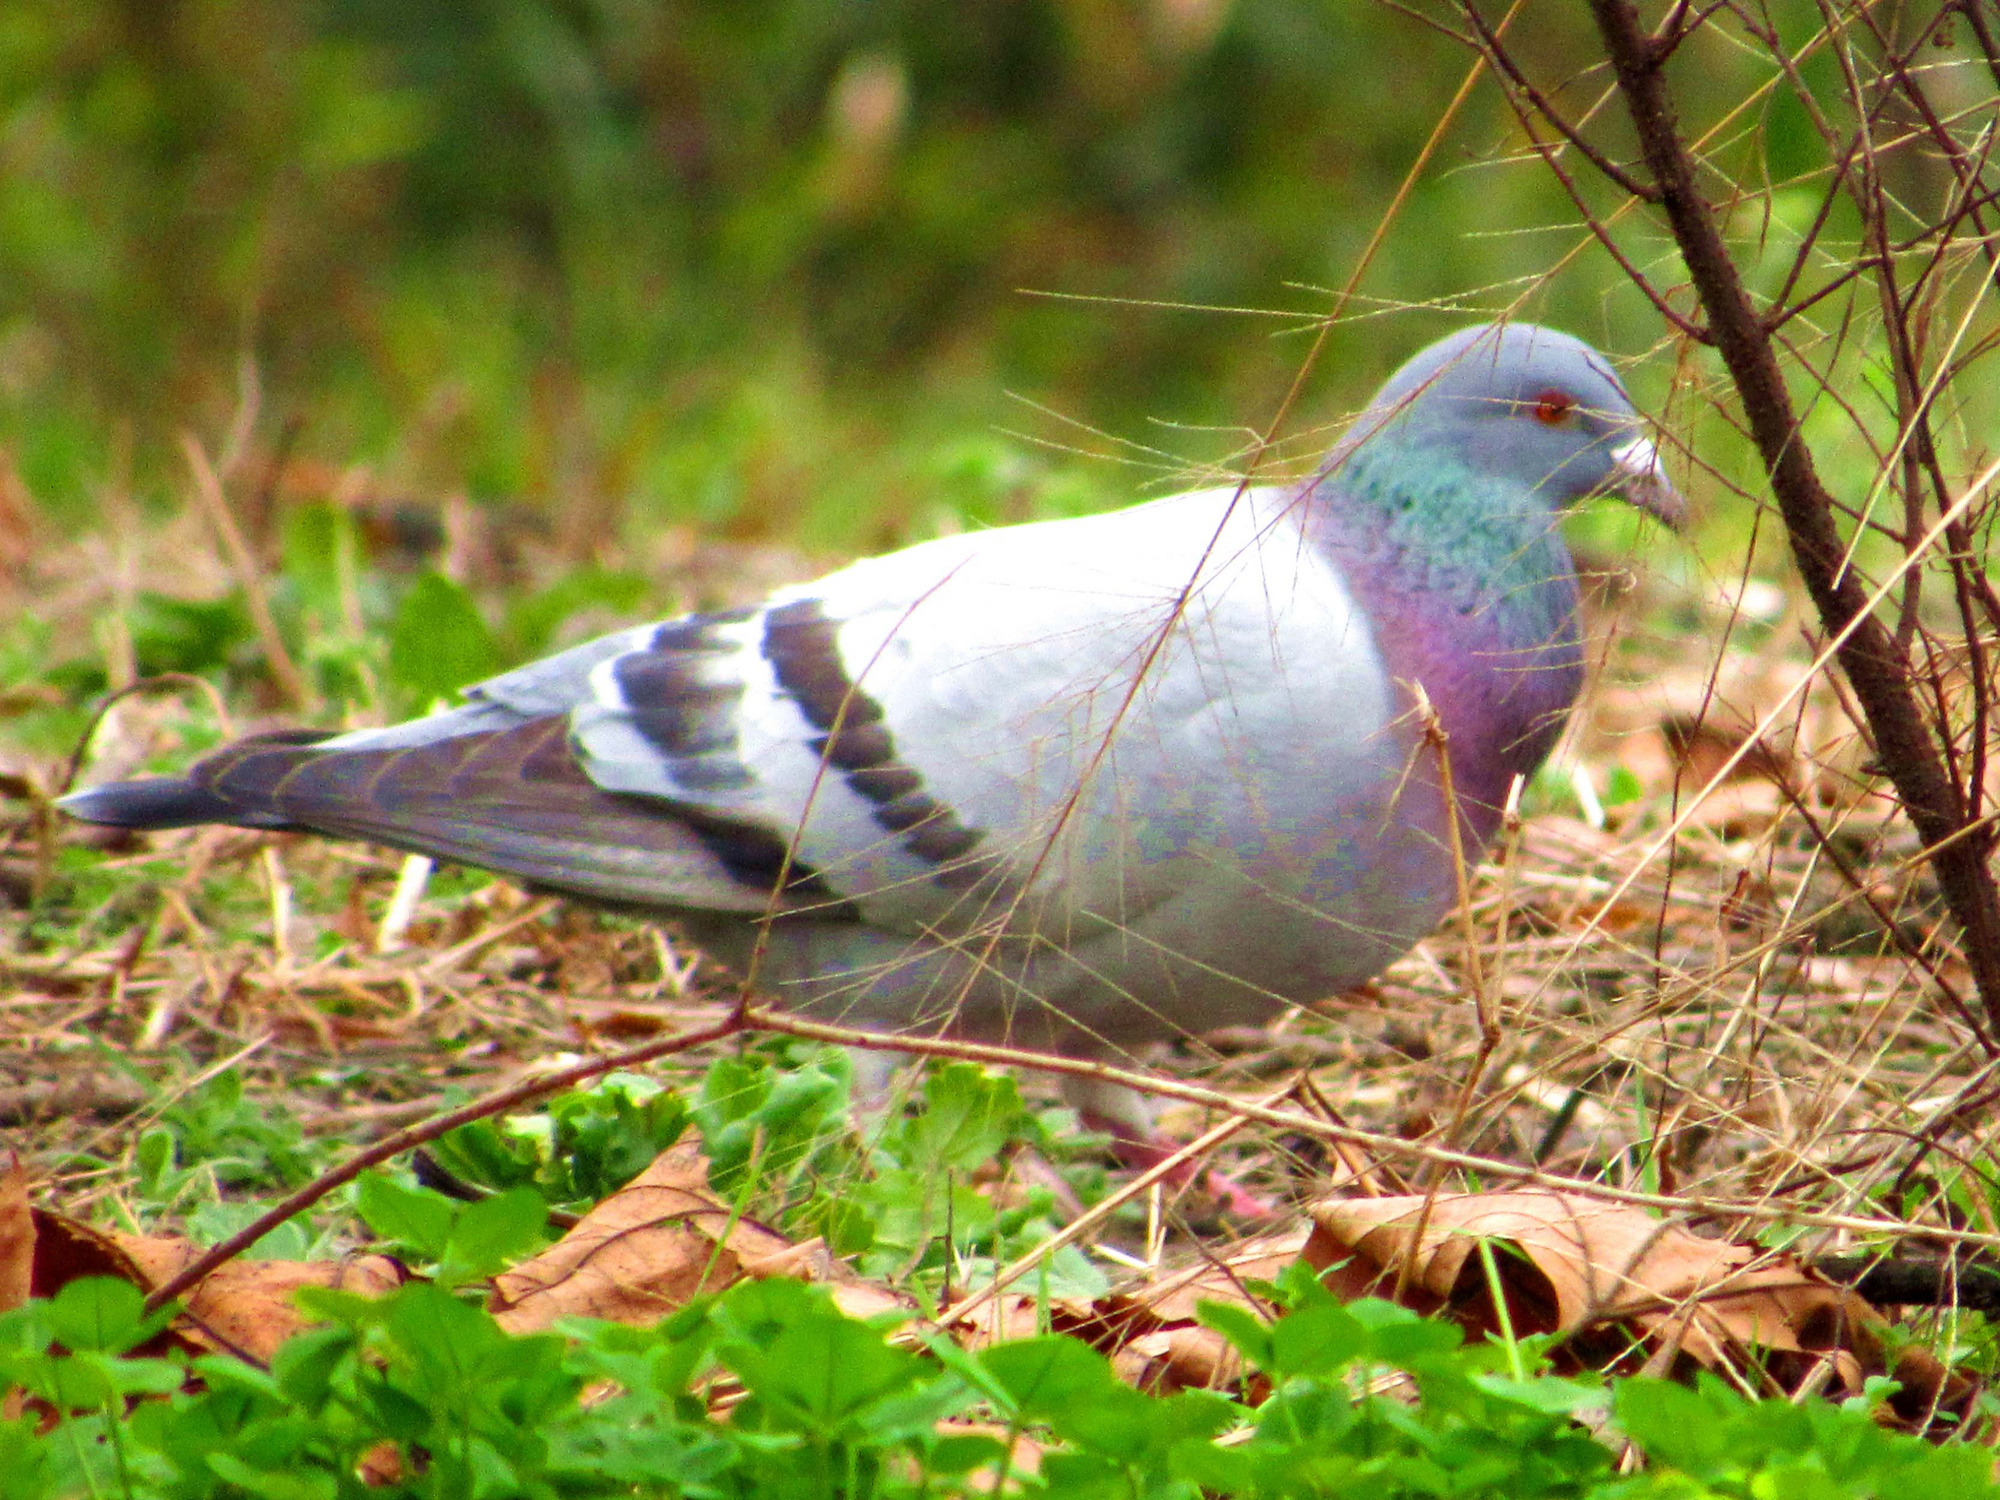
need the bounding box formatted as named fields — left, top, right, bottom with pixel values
left=1082, top=1109, right=1279, bottom=1220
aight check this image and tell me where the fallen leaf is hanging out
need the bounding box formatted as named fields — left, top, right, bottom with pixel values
left=1678, top=779, right=1784, bottom=839
left=0, top=1159, right=30, bottom=1314
left=1109, top=1229, right=1313, bottom=1330
left=109, top=1236, right=407, bottom=1363
left=945, top=1290, right=1108, bottom=1356
left=982, top=1229, right=1312, bottom=1394
left=934, top=1420, right=1044, bottom=1484
left=491, top=1135, right=909, bottom=1333
left=1307, top=1192, right=1881, bottom=1389
left=28, top=1206, right=404, bottom=1363
left=31, top=1210, right=161, bottom=1313
left=1659, top=712, right=1792, bottom=789
left=1112, top=1324, right=1245, bottom=1394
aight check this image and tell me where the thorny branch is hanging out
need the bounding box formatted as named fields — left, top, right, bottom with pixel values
left=1465, top=0, right=2000, bottom=1037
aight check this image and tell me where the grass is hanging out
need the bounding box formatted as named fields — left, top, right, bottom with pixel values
left=0, top=425, right=1987, bottom=1257
left=2, top=321, right=1999, bottom=1495
left=0, top=420, right=1984, bottom=1224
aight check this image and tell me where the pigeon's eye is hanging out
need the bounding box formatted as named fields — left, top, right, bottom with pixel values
left=1531, top=389, right=1577, bottom=426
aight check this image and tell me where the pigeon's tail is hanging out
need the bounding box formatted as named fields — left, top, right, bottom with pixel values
left=60, top=775, right=273, bottom=830
left=59, top=718, right=798, bottom=916
left=59, top=730, right=330, bottom=832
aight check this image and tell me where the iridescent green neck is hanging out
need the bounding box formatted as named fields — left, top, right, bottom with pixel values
left=1324, top=433, right=1576, bottom=623
left=1309, top=431, right=1586, bottom=822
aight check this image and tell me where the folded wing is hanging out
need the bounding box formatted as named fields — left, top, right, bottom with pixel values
left=63, top=485, right=1379, bottom=939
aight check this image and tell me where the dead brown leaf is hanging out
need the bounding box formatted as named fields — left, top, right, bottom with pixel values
left=1678, top=779, right=1784, bottom=839
left=25, top=1205, right=404, bottom=1363
left=945, top=1289, right=1107, bottom=1356
left=1307, top=1192, right=1882, bottom=1387
left=110, top=1235, right=408, bottom=1364
left=933, top=1420, right=1044, bottom=1487
left=490, top=1135, right=910, bottom=1334
left=0, top=1160, right=30, bottom=1315
left=27, top=1209, right=156, bottom=1302
left=1109, top=1229, right=1313, bottom=1330
left=1659, top=711, right=1792, bottom=789
left=1023, top=1229, right=1313, bottom=1394
left=1111, top=1323, right=1247, bottom=1394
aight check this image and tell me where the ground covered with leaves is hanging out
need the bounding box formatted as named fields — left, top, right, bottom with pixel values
left=0, top=447, right=1994, bottom=1497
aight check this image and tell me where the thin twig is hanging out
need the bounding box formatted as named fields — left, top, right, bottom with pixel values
left=181, top=435, right=312, bottom=713
left=142, top=1011, right=746, bottom=1313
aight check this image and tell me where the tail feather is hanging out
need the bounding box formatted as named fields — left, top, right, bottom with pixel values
left=57, top=775, right=292, bottom=831
left=58, top=728, right=332, bottom=830
left=61, top=718, right=810, bottom=917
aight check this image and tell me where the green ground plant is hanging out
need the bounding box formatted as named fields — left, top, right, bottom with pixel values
left=3, top=1252, right=1989, bottom=1499
left=12, top=1055, right=1988, bottom=1498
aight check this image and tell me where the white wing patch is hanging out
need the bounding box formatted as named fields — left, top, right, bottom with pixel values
left=561, top=485, right=1394, bottom=937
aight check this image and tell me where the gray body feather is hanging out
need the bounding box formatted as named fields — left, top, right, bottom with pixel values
left=64, top=324, right=1678, bottom=1102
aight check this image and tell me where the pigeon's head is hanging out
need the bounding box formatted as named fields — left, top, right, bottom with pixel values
left=1363, top=322, right=1683, bottom=528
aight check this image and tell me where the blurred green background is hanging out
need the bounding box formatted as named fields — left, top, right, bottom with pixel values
left=0, top=0, right=1690, bottom=556
left=8, top=0, right=1995, bottom=752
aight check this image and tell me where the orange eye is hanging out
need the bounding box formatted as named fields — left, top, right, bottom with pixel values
left=1532, top=389, right=1576, bottom=425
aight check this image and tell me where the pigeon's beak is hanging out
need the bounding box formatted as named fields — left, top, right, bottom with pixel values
left=1608, top=431, right=1684, bottom=530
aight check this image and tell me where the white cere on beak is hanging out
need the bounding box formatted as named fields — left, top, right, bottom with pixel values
left=1608, top=432, right=1684, bottom=530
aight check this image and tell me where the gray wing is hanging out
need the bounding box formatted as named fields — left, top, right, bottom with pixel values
left=564, top=484, right=1388, bottom=932
left=63, top=485, right=1385, bottom=932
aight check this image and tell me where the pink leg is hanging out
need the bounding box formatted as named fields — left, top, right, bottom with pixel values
left=1073, top=1094, right=1279, bottom=1220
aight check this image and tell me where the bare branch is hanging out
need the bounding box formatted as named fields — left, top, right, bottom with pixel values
left=1461, top=3, right=1663, bottom=201
left=1957, top=0, right=2000, bottom=96
left=1587, top=0, right=2000, bottom=1037
left=1491, top=87, right=1711, bottom=339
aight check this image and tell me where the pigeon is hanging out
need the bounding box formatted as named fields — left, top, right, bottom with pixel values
left=63, top=323, right=1680, bottom=1213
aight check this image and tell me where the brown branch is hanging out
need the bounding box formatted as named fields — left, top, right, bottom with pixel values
left=1866, top=11, right=2000, bottom=282
left=1586, top=0, right=2000, bottom=1038
left=1765, top=148, right=1863, bottom=320
left=1777, top=776, right=1988, bottom=1048
left=1816, top=1252, right=2000, bottom=1321
left=1650, top=0, right=1739, bottom=61
left=1851, top=44, right=2000, bottom=815
left=1957, top=0, right=2000, bottom=96
left=1481, top=75, right=1710, bottom=340
left=1499, top=104, right=1708, bottom=341
left=1461, top=3, right=1662, bottom=201
left=1820, top=10, right=1999, bottom=824
left=1765, top=253, right=1888, bottom=332
left=138, top=996, right=2000, bottom=1319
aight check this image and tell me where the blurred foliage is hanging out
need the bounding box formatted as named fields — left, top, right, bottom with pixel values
left=6, top=0, right=1995, bottom=641
left=0, top=0, right=1689, bottom=554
